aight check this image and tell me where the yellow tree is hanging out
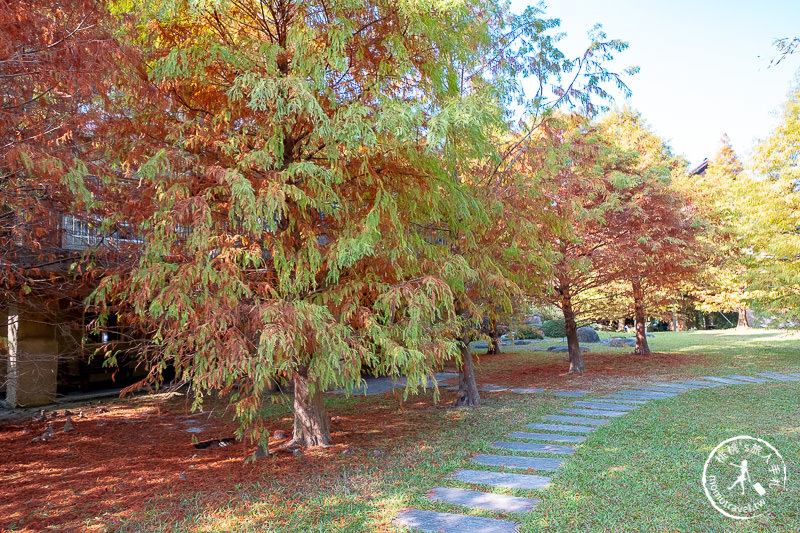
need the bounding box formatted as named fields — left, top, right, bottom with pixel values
left=687, top=134, right=753, bottom=327
left=742, top=84, right=800, bottom=322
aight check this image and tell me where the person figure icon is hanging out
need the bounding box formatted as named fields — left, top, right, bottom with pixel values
left=728, top=460, right=751, bottom=495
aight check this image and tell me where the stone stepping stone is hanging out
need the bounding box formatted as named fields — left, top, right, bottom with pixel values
left=542, top=414, right=610, bottom=426
left=553, top=390, right=590, bottom=397
left=509, top=431, right=587, bottom=443
left=619, top=388, right=678, bottom=396
left=472, top=454, right=563, bottom=471
left=479, top=385, right=510, bottom=392
left=427, top=486, right=540, bottom=513
left=650, top=382, right=698, bottom=390
left=674, top=379, right=722, bottom=387
left=526, top=423, right=596, bottom=433
left=572, top=401, right=638, bottom=411
left=698, top=376, right=750, bottom=385
left=592, top=397, right=649, bottom=405
left=727, top=375, right=768, bottom=383
left=559, top=408, right=626, bottom=418
left=492, top=441, right=575, bottom=455
left=756, top=372, right=800, bottom=381
left=510, top=388, right=545, bottom=394
left=395, top=509, right=518, bottom=533
left=633, top=386, right=688, bottom=394
left=603, top=393, right=658, bottom=401
left=614, top=390, right=676, bottom=398
left=453, top=469, right=551, bottom=490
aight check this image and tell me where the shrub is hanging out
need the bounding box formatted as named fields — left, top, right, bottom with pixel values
left=516, top=326, right=544, bottom=340
left=541, top=319, right=567, bottom=338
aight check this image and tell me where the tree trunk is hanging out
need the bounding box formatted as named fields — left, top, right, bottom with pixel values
left=487, top=319, right=501, bottom=355
left=559, top=283, right=585, bottom=373
left=292, top=365, right=331, bottom=447
left=454, top=333, right=481, bottom=407
left=737, top=307, right=750, bottom=328
left=617, top=318, right=625, bottom=332
left=631, top=278, right=651, bottom=355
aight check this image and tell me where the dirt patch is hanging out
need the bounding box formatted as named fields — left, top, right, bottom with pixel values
left=0, top=395, right=438, bottom=532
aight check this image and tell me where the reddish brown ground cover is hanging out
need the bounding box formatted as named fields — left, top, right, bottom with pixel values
left=0, top=393, right=444, bottom=533
left=472, top=350, right=705, bottom=392
left=1, top=349, right=703, bottom=532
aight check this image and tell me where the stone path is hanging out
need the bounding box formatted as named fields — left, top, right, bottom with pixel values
left=330, top=373, right=459, bottom=395
left=508, top=431, right=586, bottom=443
left=336, top=377, right=593, bottom=399
left=541, top=414, right=609, bottom=426
left=394, top=371, right=800, bottom=532
left=428, top=487, right=540, bottom=513
left=492, top=441, right=576, bottom=455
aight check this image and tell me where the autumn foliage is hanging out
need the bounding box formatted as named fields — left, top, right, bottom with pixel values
left=2, top=0, right=729, bottom=452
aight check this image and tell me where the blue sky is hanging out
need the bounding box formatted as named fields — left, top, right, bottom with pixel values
left=510, top=0, right=800, bottom=167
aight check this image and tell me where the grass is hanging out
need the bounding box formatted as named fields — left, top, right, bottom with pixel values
left=9, top=329, right=800, bottom=532
left=526, top=381, right=800, bottom=531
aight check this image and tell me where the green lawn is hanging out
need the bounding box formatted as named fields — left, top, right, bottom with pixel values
left=118, top=329, right=800, bottom=532
left=523, top=381, right=800, bottom=532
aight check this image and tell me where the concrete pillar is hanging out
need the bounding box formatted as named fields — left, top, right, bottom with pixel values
left=6, top=304, right=59, bottom=407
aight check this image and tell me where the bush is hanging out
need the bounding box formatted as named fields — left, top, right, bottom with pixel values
left=541, top=319, right=567, bottom=338
left=516, top=326, right=544, bottom=340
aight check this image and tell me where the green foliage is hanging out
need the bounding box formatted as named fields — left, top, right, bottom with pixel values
left=541, top=319, right=566, bottom=337
left=516, top=325, right=543, bottom=339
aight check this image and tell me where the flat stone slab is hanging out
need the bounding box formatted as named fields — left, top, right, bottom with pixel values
left=727, top=375, right=768, bottom=383
left=547, top=345, right=588, bottom=352
left=698, top=376, right=750, bottom=385
left=395, top=509, right=518, bottom=533
left=553, top=390, right=590, bottom=397
left=472, top=454, right=563, bottom=471
left=492, top=441, right=575, bottom=455
left=756, top=372, right=800, bottom=381
left=603, top=393, right=658, bottom=401
left=572, top=401, right=638, bottom=411
left=526, top=423, right=596, bottom=433
left=559, top=408, right=626, bottom=418
left=330, top=372, right=458, bottom=395
left=615, top=390, right=677, bottom=398
left=650, top=382, right=698, bottom=390
left=509, top=431, right=587, bottom=443
left=542, top=414, right=610, bottom=426
left=453, top=469, right=551, bottom=490
left=510, top=388, right=545, bottom=394
left=479, top=385, right=509, bottom=392
left=633, top=386, right=688, bottom=394
left=427, top=486, right=540, bottom=513
left=591, top=398, right=649, bottom=405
